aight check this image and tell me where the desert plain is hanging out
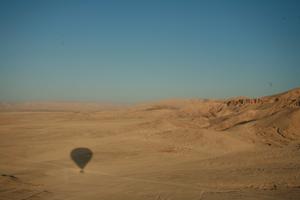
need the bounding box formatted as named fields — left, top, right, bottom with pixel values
left=1, top=88, right=300, bottom=200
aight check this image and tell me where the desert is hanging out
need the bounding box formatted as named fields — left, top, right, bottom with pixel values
left=1, top=88, right=300, bottom=200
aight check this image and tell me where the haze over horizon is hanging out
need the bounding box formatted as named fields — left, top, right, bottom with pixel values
left=1, top=0, right=300, bottom=103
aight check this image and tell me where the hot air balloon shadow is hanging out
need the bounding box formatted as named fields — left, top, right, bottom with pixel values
left=70, top=148, right=93, bottom=173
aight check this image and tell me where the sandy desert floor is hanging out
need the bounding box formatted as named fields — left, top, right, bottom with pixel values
left=1, top=89, right=300, bottom=200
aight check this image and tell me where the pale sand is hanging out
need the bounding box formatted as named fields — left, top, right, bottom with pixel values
left=0, top=88, right=300, bottom=199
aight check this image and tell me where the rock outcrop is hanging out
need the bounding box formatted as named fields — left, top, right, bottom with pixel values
left=226, top=97, right=263, bottom=107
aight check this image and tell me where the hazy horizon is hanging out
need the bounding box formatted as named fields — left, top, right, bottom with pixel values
left=1, top=0, right=300, bottom=103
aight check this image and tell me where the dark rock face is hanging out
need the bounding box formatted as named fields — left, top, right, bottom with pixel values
left=297, top=99, right=300, bottom=107
left=226, top=98, right=263, bottom=107
left=292, top=98, right=300, bottom=107
left=225, top=93, right=300, bottom=108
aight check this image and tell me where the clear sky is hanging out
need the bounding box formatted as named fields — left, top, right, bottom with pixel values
left=0, top=0, right=300, bottom=103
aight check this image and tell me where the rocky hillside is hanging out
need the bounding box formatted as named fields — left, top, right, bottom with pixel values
left=135, top=88, right=300, bottom=145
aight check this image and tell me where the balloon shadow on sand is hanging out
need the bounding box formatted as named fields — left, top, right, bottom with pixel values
left=70, top=148, right=93, bottom=173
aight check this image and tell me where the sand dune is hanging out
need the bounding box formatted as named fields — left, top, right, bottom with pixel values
left=0, top=88, right=300, bottom=199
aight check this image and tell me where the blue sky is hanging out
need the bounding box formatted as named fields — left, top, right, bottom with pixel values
left=0, top=0, right=300, bottom=102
